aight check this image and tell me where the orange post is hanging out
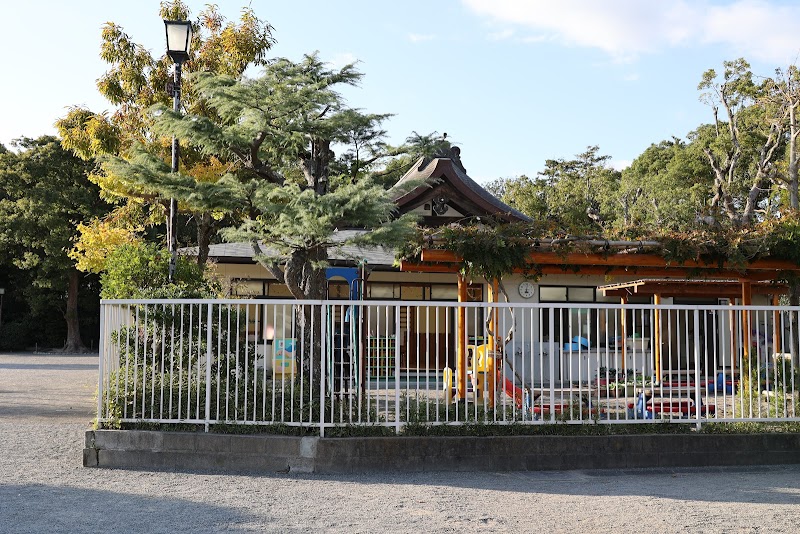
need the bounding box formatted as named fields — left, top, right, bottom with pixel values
left=486, top=278, right=499, bottom=405
left=741, top=280, right=752, bottom=361
left=772, top=294, right=781, bottom=356
left=653, top=294, right=662, bottom=383
left=620, top=295, right=628, bottom=370
left=729, top=301, right=737, bottom=375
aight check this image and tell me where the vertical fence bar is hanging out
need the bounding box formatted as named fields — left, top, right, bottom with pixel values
left=395, top=304, right=402, bottom=434
left=548, top=307, right=555, bottom=422
left=216, top=304, right=221, bottom=423
left=320, top=302, right=327, bottom=437
left=693, top=309, right=702, bottom=430
left=160, top=303, right=166, bottom=420
left=205, top=303, right=213, bottom=431
left=97, top=303, right=106, bottom=423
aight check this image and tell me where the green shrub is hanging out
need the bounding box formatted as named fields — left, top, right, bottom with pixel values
left=101, top=242, right=219, bottom=299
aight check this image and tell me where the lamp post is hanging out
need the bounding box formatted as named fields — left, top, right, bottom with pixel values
left=164, top=19, right=192, bottom=281
left=0, top=288, right=5, bottom=331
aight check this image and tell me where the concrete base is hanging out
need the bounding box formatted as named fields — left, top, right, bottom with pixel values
left=84, top=430, right=800, bottom=473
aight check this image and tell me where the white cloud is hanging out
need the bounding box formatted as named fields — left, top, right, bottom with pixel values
left=408, top=33, right=436, bottom=43
left=623, top=73, right=640, bottom=82
left=462, top=0, right=800, bottom=63
left=519, top=35, right=549, bottom=44
left=703, top=1, right=800, bottom=64
left=326, top=52, right=358, bottom=69
left=487, top=29, right=515, bottom=41
left=610, top=159, right=632, bottom=171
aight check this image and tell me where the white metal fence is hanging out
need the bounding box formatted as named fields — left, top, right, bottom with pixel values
left=97, top=299, right=800, bottom=434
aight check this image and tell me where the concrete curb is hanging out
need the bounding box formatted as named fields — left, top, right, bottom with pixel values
left=84, top=430, right=800, bottom=473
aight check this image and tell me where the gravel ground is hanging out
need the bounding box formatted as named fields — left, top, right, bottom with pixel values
left=2, top=352, right=800, bottom=533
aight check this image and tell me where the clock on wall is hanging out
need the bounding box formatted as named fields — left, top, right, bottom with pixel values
left=518, top=281, right=535, bottom=299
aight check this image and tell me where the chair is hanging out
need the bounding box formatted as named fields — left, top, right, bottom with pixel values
left=442, top=367, right=455, bottom=404
left=470, top=344, right=497, bottom=403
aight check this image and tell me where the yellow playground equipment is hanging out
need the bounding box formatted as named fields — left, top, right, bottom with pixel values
left=443, top=344, right=528, bottom=408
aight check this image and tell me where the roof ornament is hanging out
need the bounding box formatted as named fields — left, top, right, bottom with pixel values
left=432, top=194, right=450, bottom=215
left=419, top=145, right=467, bottom=173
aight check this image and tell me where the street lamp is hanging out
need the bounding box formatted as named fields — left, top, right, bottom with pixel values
left=164, top=19, right=192, bottom=281
left=0, top=288, right=5, bottom=331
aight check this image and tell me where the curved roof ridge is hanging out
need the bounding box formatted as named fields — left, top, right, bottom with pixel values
left=447, top=158, right=530, bottom=222
left=392, top=156, right=530, bottom=222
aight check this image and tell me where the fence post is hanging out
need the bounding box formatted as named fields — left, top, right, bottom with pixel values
left=319, top=303, right=327, bottom=438
left=97, top=302, right=106, bottom=425
left=693, top=309, right=702, bottom=431
left=395, top=304, right=402, bottom=435
left=205, top=302, right=213, bottom=432
left=548, top=307, right=555, bottom=422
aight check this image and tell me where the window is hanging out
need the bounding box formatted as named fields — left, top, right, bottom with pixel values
left=400, top=285, right=425, bottom=300
left=540, top=286, right=601, bottom=346
left=327, top=280, right=350, bottom=299
left=233, top=279, right=265, bottom=297
left=366, top=283, right=397, bottom=299
left=539, top=286, right=567, bottom=302
left=430, top=285, right=458, bottom=300
left=266, top=282, right=293, bottom=298
left=539, top=286, right=597, bottom=303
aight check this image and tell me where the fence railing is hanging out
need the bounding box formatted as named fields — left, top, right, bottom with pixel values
left=97, top=299, right=800, bottom=434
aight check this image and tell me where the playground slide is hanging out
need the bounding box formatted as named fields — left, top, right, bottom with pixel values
left=498, top=371, right=527, bottom=409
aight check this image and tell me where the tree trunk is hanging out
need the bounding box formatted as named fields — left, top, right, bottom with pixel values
left=63, top=269, right=86, bottom=353
left=283, top=245, right=328, bottom=383
left=196, top=211, right=214, bottom=265
left=789, top=106, right=799, bottom=210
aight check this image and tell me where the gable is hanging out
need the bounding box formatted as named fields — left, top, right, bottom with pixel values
left=390, top=149, right=530, bottom=225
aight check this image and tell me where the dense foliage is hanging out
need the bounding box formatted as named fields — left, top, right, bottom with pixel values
left=57, top=0, right=276, bottom=267
left=100, top=242, right=219, bottom=299
left=0, top=137, right=111, bottom=351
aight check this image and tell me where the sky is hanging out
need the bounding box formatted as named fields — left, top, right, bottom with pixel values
left=2, top=0, right=800, bottom=183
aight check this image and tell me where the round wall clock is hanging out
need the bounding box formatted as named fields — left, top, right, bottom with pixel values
left=518, top=281, right=535, bottom=299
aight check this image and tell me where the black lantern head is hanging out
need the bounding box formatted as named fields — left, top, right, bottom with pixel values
left=164, top=20, right=192, bottom=63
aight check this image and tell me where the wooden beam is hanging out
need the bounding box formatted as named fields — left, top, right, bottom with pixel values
left=420, top=249, right=800, bottom=272
left=742, top=280, right=752, bottom=361
left=457, top=274, right=467, bottom=401
left=729, top=301, right=737, bottom=376
left=398, top=261, right=460, bottom=273
left=486, top=278, right=499, bottom=405
left=772, top=294, right=782, bottom=356
left=601, top=285, right=789, bottom=299
left=654, top=294, right=662, bottom=383
left=401, top=261, right=787, bottom=281
left=621, top=294, right=628, bottom=370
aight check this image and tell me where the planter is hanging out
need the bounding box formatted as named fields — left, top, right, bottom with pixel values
left=613, top=384, right=636, bottom=398
left=626, top=337, right=650, bottom=351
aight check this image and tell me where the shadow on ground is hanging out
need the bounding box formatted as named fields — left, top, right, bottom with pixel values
left=0, top=484, right=260, bottom=533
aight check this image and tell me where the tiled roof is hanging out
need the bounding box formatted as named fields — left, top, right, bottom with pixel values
left=391, top=155, right=531, bottom=222
left=181, top=229, right=397, bottom=267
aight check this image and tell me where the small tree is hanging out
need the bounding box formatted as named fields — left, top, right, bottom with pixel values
left=102, top=54, right=418, bottom=379
left=57, top=1, right=275, bottom=266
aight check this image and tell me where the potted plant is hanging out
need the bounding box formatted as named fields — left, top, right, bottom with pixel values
left=610, top=370, right=653, bottom=398
left=595, top=367, right=619, bottom=397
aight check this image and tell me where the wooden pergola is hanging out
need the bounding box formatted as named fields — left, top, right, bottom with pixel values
left=598, top=279, right=789, bottom=382
left=401, top=249, right=800, bottom=399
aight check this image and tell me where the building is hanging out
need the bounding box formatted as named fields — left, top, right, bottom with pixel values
left=194, top=150, right=794, bottom=384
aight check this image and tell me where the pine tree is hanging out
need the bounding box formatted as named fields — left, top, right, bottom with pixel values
left=102, top=54, right=418, bottom=377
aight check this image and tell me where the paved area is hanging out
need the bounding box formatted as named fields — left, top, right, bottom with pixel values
left=2, top=352, right=800, bottom=533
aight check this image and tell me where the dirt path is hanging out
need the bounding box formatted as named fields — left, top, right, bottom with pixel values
left=2, top=352, right=800, bottom=533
